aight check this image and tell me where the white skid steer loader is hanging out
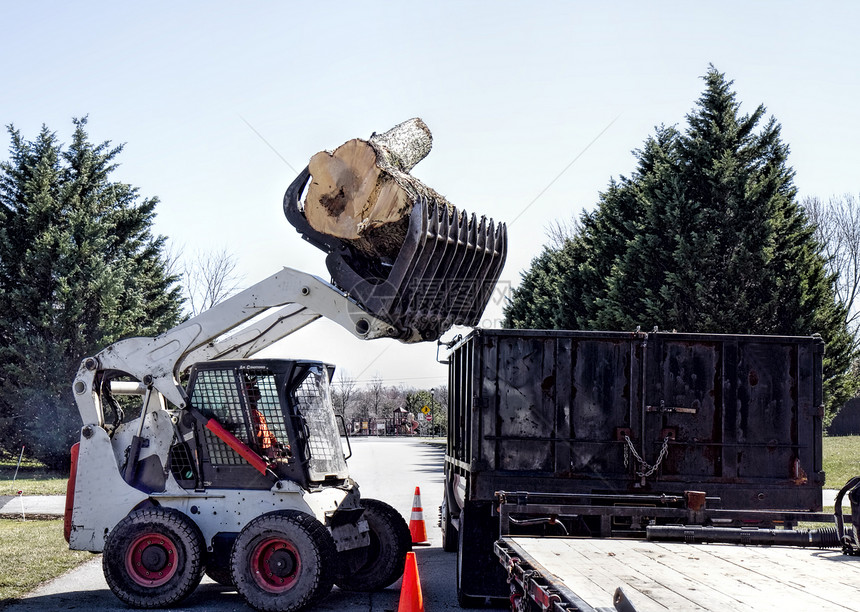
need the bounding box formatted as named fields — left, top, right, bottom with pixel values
left=64, top=168, right=507, bottom=612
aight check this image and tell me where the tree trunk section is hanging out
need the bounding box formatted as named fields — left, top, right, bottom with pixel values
left=304, top=118, right=451, bottom=260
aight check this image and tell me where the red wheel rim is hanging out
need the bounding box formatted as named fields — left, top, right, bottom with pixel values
left=124, top=532, right=179, bottom=587
left=250, top=537, right=301, bottom=593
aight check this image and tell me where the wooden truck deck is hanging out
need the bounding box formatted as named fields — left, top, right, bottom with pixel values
left=501, top=536, right=860, bottom=611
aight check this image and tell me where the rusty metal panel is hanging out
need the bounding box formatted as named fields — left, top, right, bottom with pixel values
left=553, top=338, right=572, bottom=475
left=736, top=339, right=798, bottom=479
left=568, top=336, right=640, bottom=476
left=642, top=335, right=723, bottom=480
left=479, top=332, right=498, bottom=472
left=494, top=335, right=557, bottom=472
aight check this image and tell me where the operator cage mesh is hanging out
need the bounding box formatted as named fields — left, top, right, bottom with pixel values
left=194, top=367, right=289, bottom=466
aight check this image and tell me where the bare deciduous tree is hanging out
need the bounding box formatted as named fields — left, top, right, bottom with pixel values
left=367, top=375, right=386, bottom=420
left=805, top=194, right=860, bottom=398
left=162, top=241, right=184, bottom=282
left=332, top=369, right=357, bottom=418
left=337, top=380, right=448, bottom=435
left=804, top=195, right=860, bottom=338
left=182, top=247, right=244, bottom=315
left=544, top=214, right=581, bottom=249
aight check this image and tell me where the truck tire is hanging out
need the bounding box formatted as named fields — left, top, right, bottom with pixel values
left=103, top=507, right=205, bottom=608
left=335, top=498, right=411, bottom=591
left=230, top=510, right=336, bottom=612
left=456, top=515, right=486, bottom=608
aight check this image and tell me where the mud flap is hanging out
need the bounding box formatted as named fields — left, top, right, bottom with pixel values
left=457, top=501, right=508, bottom=602
left=284, top=168, right=507, bottom=342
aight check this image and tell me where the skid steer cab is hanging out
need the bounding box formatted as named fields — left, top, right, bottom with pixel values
left=66, top=358, right=411, bottom=612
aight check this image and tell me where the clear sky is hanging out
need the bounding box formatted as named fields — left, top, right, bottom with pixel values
left=2, top=1, right=858, bottom=390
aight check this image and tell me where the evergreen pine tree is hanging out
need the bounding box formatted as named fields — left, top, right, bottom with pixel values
left=502, top=245, right=571, bottom=329
left=503, top=66, right=857, bottom=418
left=0, top=118, right=183, bottom=467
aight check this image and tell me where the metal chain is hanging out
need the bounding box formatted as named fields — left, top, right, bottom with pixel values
left=623, top=435, right=669, bottom=478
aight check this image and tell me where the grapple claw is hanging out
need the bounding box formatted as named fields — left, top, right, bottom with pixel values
left=284, top=168, right=507, bottom=342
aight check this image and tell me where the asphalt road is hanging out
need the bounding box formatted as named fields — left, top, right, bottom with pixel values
left=6, top=437, right=472, bottom=612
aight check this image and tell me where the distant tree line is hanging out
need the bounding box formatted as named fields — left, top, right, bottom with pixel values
left=331, top=372, right=447, bottom=434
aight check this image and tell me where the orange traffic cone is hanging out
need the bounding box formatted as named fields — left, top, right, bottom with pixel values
left=397, top=551, right=424, bottom=612
left=409, top=486, right=430, bottom=546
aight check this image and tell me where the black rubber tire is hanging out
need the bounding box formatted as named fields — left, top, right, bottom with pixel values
left=103, top=507, right=205, bottom=608
left=230, top=510, right=337, bottom=612
left=441, top=496, right=458, bottom=553
left=335, top=498, right=412, bottom=592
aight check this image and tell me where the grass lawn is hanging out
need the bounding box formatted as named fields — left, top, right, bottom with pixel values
left=823, top=435, right=860, bottom=489
left=0, top=519, right=92, bottom=605
left=0, top=455, right=68, bottom=497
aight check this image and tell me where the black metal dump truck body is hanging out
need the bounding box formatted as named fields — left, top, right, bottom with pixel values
left=442, top=329, right=826, bottom=602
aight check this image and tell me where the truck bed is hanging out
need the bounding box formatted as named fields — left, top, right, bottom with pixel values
left=499, top=536, right=860, bottom=611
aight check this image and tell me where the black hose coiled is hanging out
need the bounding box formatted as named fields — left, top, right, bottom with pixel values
left=647, top=525, right=843, bottom=548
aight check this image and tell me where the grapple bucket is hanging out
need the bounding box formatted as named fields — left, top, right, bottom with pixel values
left=284, top=168, right=507, bottom=342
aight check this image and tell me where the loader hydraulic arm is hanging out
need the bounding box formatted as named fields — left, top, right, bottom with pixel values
left=73, top=267, right=396, bottom=426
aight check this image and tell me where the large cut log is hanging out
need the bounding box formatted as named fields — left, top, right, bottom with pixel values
left=304, top=118, right=452, bottom=260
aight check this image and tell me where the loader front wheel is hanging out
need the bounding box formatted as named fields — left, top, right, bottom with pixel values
left=103, top=508, right=205, bottom=608
left=230, top=510, right=336, bottom=612
left=335, top=498, right=411, bottom=592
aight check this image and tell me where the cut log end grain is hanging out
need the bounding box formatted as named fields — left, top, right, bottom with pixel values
left=303, top=118, right=453, bottom=261
left=306, top=140, right=384, bottom=240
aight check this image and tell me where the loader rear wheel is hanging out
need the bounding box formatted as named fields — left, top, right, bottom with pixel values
left=103, top=508, right=205, bottom=608
left=335, top=498, right=411, bottom=592
left=230, top=510, right=336, bottom=612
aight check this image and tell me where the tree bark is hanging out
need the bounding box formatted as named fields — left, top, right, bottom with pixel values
left=303, top=118, right=451, bottom=260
